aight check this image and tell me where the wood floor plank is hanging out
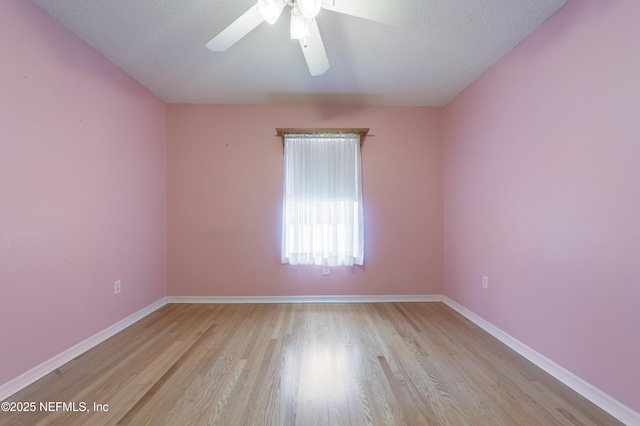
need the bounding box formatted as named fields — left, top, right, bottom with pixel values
left=0, top=303, right=622, bottom=426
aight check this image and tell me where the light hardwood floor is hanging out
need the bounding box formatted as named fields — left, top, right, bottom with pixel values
left=1, top=303, right=620, bottom=425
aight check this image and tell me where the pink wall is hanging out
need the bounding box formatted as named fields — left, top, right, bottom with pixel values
left=443, top=0, right=640, bottom=412
left=0, top=0, right=167, bottom=386
left=7, top=0, right=636, bottom=414
left=168, top=104, right=442, bottom=296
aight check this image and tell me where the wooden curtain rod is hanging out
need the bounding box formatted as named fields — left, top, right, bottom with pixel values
left=275, top=128, right=370, bottom=149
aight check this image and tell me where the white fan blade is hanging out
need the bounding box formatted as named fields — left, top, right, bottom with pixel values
left=322, top=0, right=416, bottom=26
left=299, top=19, right=330, bottom=76
left=206, top=5, right=265, bottom=51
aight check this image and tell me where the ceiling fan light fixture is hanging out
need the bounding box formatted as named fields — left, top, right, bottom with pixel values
left=298, top=0, right=322, bottom=19
left=257, top=0, right=285, bottom=25
left=290, top=10, right=311, bottom=40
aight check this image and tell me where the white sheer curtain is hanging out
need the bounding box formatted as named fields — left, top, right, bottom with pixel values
left=281, top=133, right=364, bottom=266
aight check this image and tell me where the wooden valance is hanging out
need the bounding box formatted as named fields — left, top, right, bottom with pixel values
left=276, top=128, right=369, bottom=149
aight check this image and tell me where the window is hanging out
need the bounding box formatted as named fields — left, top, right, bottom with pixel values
left=281, top=132, right=364, bottom=266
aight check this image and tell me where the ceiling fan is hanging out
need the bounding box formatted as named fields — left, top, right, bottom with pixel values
left=205, top=0, right=415, bottom=76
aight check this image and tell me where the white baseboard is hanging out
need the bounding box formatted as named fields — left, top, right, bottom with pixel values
left=443, top=296, right=640, bottom=426
left=5, top=294, right=635, bottom=425
left=0, top=297, right=167, bottom=402
left=167, top=294, right=443, bottom=304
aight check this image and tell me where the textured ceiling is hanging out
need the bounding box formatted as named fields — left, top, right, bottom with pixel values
left=30, top=0, right=568, bottom=106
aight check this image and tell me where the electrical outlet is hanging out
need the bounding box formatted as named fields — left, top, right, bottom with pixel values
left=482, top=276, right=489, bottom=289
left=114, top=280, right=121, bottom=294
left=322, top=264, right=330, bottom=275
